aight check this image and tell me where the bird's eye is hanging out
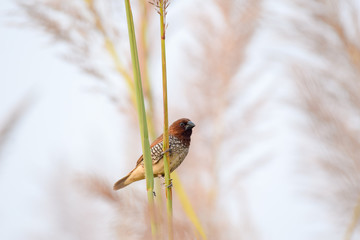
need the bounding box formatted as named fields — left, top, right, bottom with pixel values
left=180, top=122, right=185, bottom=127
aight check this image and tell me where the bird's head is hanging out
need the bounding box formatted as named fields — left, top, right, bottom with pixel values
left=169, top=118, right=195, bottom=140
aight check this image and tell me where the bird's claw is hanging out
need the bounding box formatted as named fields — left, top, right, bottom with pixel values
left=153, top=191, right=156, bottom=197
left=161, top=178, right=173, bottom=189
left=158, top=174, right=172, bottom=188
left=161, top=148, right=171, bottom=155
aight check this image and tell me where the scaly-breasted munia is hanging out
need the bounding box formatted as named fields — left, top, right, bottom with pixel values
left=113, top=118, right=195, bottom=190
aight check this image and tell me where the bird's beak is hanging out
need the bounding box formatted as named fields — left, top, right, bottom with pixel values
left=185, top=121, right=195, bottom=131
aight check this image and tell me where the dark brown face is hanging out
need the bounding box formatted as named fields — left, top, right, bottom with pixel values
left=169, top=118, right=195, bottom=138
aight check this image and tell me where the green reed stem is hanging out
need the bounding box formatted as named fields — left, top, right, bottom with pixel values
left=159, top=0, right=173, bottom=239
left=124, top=0, right=157, bottom=237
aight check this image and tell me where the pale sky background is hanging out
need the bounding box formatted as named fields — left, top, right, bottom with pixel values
left=0, top=0, right=354, bottom=239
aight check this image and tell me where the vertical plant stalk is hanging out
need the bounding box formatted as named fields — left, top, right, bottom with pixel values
left=150, top=1, right=206, bottom=237
left=159, top=0, right=173, bottom=239
left=123, top=0, right=157, bottom=237
left=345, top=196, right=360, bottom=240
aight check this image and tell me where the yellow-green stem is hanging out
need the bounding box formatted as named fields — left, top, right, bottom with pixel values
left=124, top=0, right=157, bottom=237
left=159, top=0, right=173, bottom=239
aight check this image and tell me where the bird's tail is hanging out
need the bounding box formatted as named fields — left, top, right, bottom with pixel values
left=113, top=173, right=132, bottom=190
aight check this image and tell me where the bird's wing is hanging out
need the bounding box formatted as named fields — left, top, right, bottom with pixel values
left=135, top=134, right=164, bottom=166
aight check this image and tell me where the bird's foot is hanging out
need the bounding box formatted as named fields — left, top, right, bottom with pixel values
left=160, top=178, right=173, bottom=189
left=158, top=174, right=173, bottom=188
left=153, top=191, right=156, bottom=197
left=161, top=148, right=172, bottom=155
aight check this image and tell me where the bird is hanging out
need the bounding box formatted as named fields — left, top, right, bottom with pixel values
left=113, top=118, right=195, bottom=190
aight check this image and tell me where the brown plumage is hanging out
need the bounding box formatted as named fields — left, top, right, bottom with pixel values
left=113, top=118, right=195, bottom=190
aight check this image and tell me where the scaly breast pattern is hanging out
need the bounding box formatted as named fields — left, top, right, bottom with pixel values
left=146, top=135, right=189, bottom=174
left=168, top=135, right=189, bottom=172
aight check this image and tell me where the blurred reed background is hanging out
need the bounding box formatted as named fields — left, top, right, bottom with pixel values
left=1, top=0, right=360, bottom=239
